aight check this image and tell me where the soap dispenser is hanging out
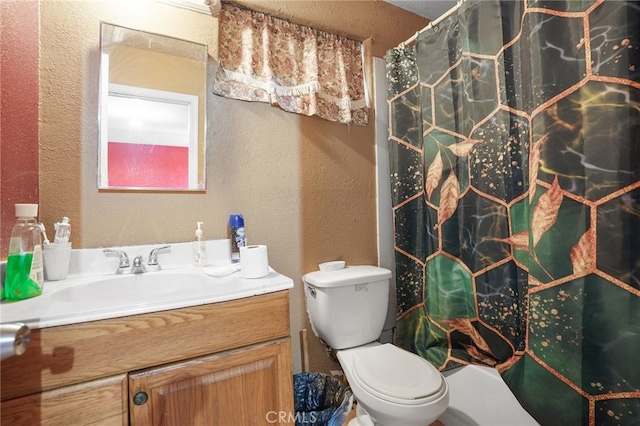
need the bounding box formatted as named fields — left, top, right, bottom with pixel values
left=192, top=222, right=207, bottom=267
left=2, top=204, right=45, bottom=301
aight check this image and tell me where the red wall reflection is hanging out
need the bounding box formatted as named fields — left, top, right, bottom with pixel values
left=1, top=0, right=40, bottom=259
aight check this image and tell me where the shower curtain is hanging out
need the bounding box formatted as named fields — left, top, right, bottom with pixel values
left=386, top=1, right=639, bottom=424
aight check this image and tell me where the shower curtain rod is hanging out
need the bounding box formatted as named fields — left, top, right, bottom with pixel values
left=400, top=0, right=465, bottom=47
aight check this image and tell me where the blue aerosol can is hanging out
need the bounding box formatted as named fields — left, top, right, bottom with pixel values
left=228, top=214, right=246, bottom=262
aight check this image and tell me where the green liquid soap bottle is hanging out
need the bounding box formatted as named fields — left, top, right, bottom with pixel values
left=2, top=204, right=45, bottom=301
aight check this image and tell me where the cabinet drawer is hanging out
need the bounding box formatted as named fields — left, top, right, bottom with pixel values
left=1, top=374, right=128, bottom=426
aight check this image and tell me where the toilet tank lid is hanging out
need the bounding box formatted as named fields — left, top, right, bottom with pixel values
left=303, top=265, right=392, bottom=288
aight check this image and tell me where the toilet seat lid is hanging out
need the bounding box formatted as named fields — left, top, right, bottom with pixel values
left=352, top=344, right=445, bottom=405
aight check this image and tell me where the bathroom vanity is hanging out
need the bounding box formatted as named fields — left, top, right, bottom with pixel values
left=0, top=290, right=293, bottom=425
left=1, top=243, right=296, bottom=425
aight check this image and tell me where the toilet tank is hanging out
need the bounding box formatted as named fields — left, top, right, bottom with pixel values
left=303, top=265, right=392, bottom=350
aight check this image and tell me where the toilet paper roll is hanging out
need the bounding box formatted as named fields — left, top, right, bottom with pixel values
left=240, top=245, right=269, bottom=278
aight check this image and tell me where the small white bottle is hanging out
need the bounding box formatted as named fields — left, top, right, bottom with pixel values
left=53, top=216, right=71, bottom=244
left=192, top=222, right=207, bottom=267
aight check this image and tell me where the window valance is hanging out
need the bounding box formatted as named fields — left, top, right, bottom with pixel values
left=213, top=3, right=369, bottom=125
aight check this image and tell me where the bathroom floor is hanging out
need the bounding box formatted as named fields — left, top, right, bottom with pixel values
left=343, top=404, right=444, bottom=426
left=344, top=405, right=355, bottom=424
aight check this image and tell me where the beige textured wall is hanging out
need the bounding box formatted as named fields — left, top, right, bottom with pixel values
left=38, top=0, right=427, bottom=374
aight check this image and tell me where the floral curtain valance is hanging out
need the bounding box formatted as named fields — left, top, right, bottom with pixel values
left=213, top=3, right=369, bottom=125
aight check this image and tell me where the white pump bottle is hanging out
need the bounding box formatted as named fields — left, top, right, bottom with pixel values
left=192, top=222, right=207, bottom=267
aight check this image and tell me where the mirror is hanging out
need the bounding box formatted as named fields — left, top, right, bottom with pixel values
left=99, top=23, right=207, bottom=191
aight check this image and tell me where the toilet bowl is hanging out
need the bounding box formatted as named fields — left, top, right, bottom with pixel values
left=337, top=342, right=449, bottom=426
left=303, top=265, right=449, bottom=426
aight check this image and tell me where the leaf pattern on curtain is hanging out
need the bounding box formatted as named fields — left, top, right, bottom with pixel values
left=437, top=171, right=460, bottom=226
left=387, top=0, right=640, bottom=424
left=425, top=151, right=443, bottom=200
left=213, top=3, right=368, bottom=125
left=531, top=177, right=563, bottom=247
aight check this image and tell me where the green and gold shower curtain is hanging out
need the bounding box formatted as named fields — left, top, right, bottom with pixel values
left=387, top=1, right=639, bottom=424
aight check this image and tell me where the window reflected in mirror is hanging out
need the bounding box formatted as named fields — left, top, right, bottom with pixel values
left=99, top=23, right=207, bottom=191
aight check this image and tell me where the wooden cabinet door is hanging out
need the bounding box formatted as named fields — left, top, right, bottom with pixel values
left=129, top=338, right=294, bottom=426
left=1, top=374, right=128, bottom=426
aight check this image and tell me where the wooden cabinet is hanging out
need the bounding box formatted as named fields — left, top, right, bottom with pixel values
left=130, top=339, right=292, bottom=425
left=1, top=291, right=294, bottom=425
left=1, top=375, right=128, bottom=425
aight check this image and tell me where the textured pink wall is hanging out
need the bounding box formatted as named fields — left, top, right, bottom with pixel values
left=107, top=143, right=189, bottom=188
left=0, top=0, right=40, bottom=258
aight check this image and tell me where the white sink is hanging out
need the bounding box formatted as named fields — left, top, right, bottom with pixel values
left=1, top=265, right=293, bottom=329
left=51, top=271, right=214, bottom=307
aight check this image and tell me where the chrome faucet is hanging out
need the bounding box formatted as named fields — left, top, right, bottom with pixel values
left=146, top=245, right=171, bottom=272
left=103, top=245, right=171, bottom=274
left=103, top=249, right=130, bottom=274
left=131, top=255, right=146, bottom=274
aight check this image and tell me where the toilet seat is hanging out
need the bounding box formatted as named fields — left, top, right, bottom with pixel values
left=351, top=344, right=446, bottom=406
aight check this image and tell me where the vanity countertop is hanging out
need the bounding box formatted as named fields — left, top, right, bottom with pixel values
left=1, top=268, right=293, bottom=329
left=0, top=241, right=293, bottom=329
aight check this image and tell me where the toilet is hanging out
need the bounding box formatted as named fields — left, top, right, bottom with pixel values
left=303, top=264, right=449, bottom=426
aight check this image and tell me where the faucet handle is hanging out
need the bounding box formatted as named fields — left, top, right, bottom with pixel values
left=103, top=249, right=130, bottom=273
left=148, top=245, right=171, bottom=269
